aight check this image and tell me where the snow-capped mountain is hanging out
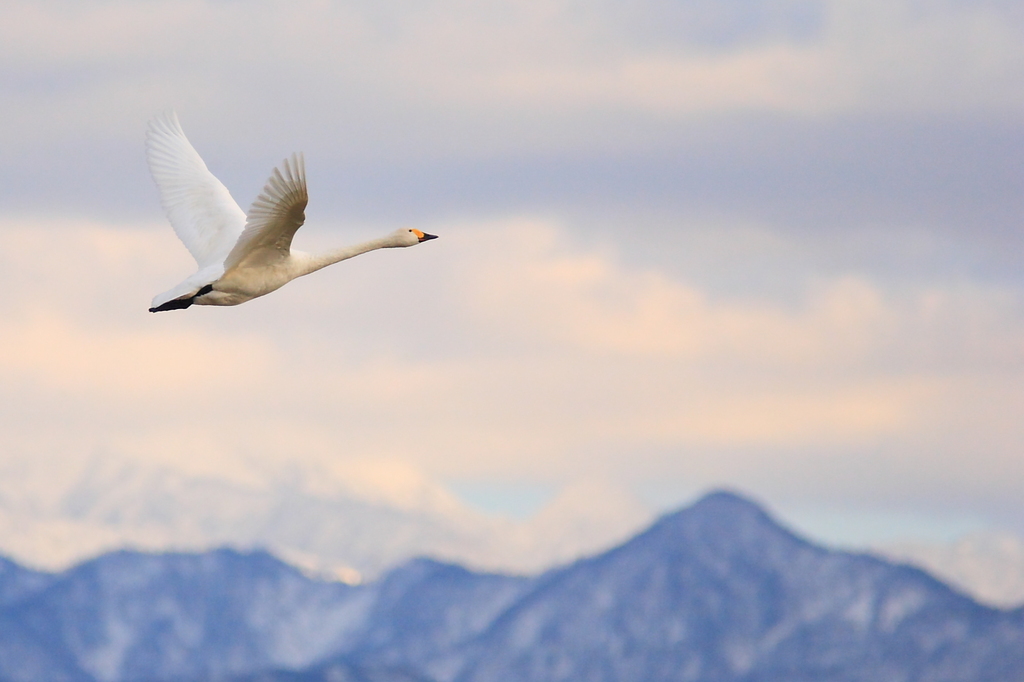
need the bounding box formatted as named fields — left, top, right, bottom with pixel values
left=0, top=492, right=1022, bottom=682
left=0, top=453, right=652, bottom=579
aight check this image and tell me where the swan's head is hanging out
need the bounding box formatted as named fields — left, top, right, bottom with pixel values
left=389, top=228, right=438, bottom=247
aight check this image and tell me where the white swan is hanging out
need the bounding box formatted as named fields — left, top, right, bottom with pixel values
left=145, top=111, right=437, bottom=312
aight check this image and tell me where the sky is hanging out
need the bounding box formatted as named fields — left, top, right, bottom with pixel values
left=1, top=0, right=1023, bottom=552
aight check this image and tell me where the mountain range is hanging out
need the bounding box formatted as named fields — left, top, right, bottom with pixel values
left=1, top=491, right=1022, bottom=682
left=3, top=453, right=1022, bottom=611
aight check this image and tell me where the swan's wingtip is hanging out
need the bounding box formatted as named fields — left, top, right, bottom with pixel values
left=147, top=109, right=182, bottom=135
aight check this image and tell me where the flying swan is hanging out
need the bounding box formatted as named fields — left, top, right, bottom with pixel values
left=145, top=111, right=437, bottom=312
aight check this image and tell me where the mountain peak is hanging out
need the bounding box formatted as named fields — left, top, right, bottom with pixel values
left=650, top=489, right=783, bottom=535
left=612, top=489, right=815, bottom=570
left=689, top=489, right=769, bottom=515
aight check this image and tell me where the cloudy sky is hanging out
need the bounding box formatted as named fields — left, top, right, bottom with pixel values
left=1, top=0, right=1023, bottom=552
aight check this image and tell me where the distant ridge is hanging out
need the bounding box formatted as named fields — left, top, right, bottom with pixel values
left=0, top=491, right=1022, bottom=682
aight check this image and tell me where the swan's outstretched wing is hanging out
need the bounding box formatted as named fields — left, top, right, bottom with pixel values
left=146, top=111, right=246, bottom=269
left=223, top=153, right=308, bottom=271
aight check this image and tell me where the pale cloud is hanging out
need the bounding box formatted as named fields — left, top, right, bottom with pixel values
left=459, top=223, right=897, bottom=363
left=0, top=311, right=272, bottom=395
left=1, top=0, right=1020, bottom=277
left=1, top=218, right=1022, bottom=535
left=0, top=221, right=273, bottom=397
left=0, top=0, right=1021, bottom=561
left=302, top=458, right=469, bottom=516
left=1, top=0, right=1022, bottom=163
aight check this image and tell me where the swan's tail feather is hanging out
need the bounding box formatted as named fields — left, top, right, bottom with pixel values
left=148, top=284, right=214, bottom=313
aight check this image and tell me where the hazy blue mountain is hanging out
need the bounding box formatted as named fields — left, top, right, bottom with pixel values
left=0, top=549, right=364, bottom=682
left=1, top=491, right=1022, bottom=682
left=227, top=659, right=432, bottom=682
left=0, top=558, right=53, bottom=607
left=339, top=558, right=530, bottom=659
left=449, top=491, right=1024, bottom=682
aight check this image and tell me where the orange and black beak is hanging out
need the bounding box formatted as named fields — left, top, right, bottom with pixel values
left=418, top=232, right=438, bottom=242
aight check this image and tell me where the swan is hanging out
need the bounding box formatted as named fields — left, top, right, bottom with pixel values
left=145, top=111, right=437, bottom=312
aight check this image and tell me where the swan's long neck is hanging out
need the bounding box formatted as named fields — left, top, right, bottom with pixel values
left=296, top=235, right=396, bottom=277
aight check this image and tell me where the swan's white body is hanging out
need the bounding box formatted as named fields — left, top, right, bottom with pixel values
left=146, top=111, right=436, bottom=312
